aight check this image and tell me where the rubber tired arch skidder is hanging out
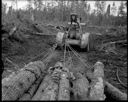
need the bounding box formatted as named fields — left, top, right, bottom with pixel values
left=56, top=13, right=94, bottom=51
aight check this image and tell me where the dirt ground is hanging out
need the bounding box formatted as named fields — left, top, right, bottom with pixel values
left=2, top=21, right=127, bottom=94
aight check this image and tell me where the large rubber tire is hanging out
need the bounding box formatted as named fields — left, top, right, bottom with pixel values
left=56, top=32, right=64, bottom=46
left=87, top=34, right=95, bottom=51
left=56, top=32, right=65, bottom=50
left=80, top=33, right=90, bottom=49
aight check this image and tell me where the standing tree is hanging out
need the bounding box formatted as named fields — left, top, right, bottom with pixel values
left=100, top=1, right=106, bottom=15
left=87, top=4, right=91, bottom=14
left=27, top=0, right=34, bottom=21
left=111, top=2, right=117, bottom=16
left=117, top=1, right=127, bottom=26
left=34, top=0, right=43, bottom=11
left=125, top=1, right=127, bottom=9
left=95, top=1, right=106, bottom=15
left=87, top=4, right=91, bottom=21
left=106, top=4, right=110, bottom=17
left=2, top=3, right=7, bottom=24
left=95, top=1, right=101, bottom=15
left=118, top=1, right=125, bottom=17
left=95, top=1, right=106, bottom=25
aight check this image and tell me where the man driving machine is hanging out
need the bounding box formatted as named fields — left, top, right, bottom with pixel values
left=68, top=13, right=81, bottom=39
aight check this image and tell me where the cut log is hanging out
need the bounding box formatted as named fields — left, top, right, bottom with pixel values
left=86, top=69, right=127, bottom=101
left=104, top=40, right=127, bottom=45
left=2, top=61, right=45, bottom=101
left=32, top=72, right=59, bottom=101
left=38, top=68, right=61, bottom=100
left=40, top=81, right=58, bottom=100
left=89, top=61, right=106, bottom=100
left=19, top=74, right=44, bottom=100
left=73, top=73, right=89, bottom=100
left=32, top=75, right=51, bottom=100
left=5, top=58, right=19, bottom=71
left=58, top=71, right=70, bottom=100
left=105, top=81, right=127, bottom=100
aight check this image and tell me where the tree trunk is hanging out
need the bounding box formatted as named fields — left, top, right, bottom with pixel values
left=19, top=74, right=44, bottom=100
left=32, top=72, right=59, bottom=101
left=40, top=81, right=58, bottom=100
left=73, top=73, right=89, bottom=100
left=105, top=81, right=127, bottom=100
left=89, top=61, right=106, bottom=100
left=58, top=71, right=70, bottom=100
left=32, top=75, right=51, bottom=100
left=2, top=61, right=45, bottom=101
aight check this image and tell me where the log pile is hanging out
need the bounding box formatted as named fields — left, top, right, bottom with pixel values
left=2, top=61, right=127, bottom=101
left=2, top=61, right=46, bottom=100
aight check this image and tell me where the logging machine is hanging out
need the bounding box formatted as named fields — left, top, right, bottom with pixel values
left=56, top=13, right=94, bottom=51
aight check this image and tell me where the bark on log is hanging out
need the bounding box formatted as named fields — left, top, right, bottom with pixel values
left=5, top=57, right=19, bottom=70
left=32, top=75, right=52, bottom=100
left=40, top=80, right=58, bottom=100
left=105, top=81, right=127, bottom=100
left=86, top=70, right=127, bottom=100
left=89, top=61, right=106, bottom=100
left=72, top=73, right=89, bottom=100
left=2, top=61, right=45, bottom=101
left=19, top=74, right=44, bottom=100
left=32, top=73, right=59, bottom=100
left=39, top=67, right=61, bottom=100
left=58, top=71, right=70, bottom=100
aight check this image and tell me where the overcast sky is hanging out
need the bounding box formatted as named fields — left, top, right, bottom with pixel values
left=2, top=0, right=127, bottom=16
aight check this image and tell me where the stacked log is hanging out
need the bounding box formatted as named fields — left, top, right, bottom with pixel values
left=32, top=68, right=61, bottom=100
left=89, top=61, right=106, bottom=100
left=73, top=73, right=89, bottom=100
left=2, top=61, right=45, bottom=101
left=19, top=74, right=44, bottom=100
left=39, top=80, right=58, bottom=100
left=2, top=60, right=127, bottom=101
left=32, top=62, right=72, bottom=101
left=58, top=71, right=70, bottom=100
left=39, top=68, right=61, bottom=100
left=32, top=75, right=51, bottom=100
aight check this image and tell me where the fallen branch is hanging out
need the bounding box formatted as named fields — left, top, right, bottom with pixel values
left=103, top=40, right=127, bottom=45
left=9, top=26, right=17, bottom=36
left=2, top=26, right=17, bottom=41
left=25, top=29, right=56, bottom=36
left=5, top=58, right=19, bottom=71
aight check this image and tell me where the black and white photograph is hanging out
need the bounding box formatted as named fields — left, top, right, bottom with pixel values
left=2, top=0, right=127, bottom=101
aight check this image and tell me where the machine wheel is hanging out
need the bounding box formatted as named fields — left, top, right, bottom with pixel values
left=87, top=34, right=95, bottom=51
left=56, top=32, right=65, bottom=48
left=80, top=33, right=90, bottom=51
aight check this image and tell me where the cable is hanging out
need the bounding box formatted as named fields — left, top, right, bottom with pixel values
left=116, top=67, right=127, bottom=88
left=67, top=44, right=91, bottom=69
left=63, top=43, right=67, bottom=67
left=29, top=43, right=57, bottom=62
left=67, top=46, right=73, bottom=68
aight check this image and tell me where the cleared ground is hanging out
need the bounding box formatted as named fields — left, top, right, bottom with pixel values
left=2, top=21, right=127, bottom=94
